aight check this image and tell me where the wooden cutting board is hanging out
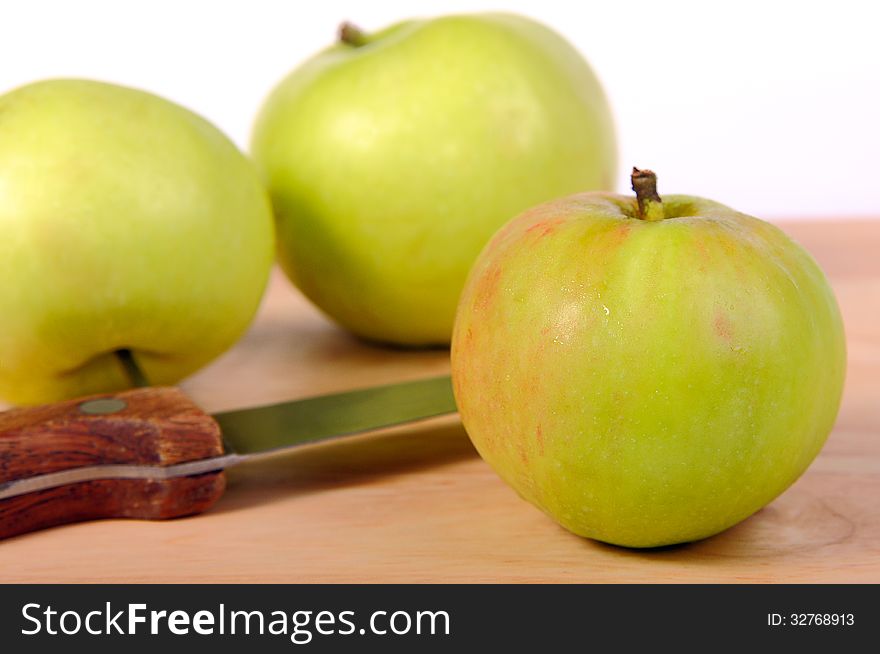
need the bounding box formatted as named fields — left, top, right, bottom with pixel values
left=1, top=220, right=877, bottom=583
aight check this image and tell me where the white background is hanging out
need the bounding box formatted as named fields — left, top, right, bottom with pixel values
left=2, top=0, right=878, bottom=220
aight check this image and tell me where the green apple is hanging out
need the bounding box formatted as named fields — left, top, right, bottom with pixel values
left=251, top=13, right=616, bottom=345
left=451, top=169, right=846, bottom=548
left=0, top=79, right=275, bottom=405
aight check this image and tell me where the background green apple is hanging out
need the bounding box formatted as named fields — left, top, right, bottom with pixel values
left=251, top=13, right=617, bottom=345
left=0, top=79, right=275, bottom=405
left=451, top=170, right=846, bottom=548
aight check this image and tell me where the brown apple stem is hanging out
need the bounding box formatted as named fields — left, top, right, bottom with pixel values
left=339, top=22, right=369, bottom=46
left=115, top=349, right=150, bottom=388
left=631, top=168, right=664, bottom=221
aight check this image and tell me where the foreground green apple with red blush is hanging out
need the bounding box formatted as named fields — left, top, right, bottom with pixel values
left=251, top=13, right=616, bottom=345
left=451, top=169, right=846, bottom=548
left=0, top=79, right=274, bottom=405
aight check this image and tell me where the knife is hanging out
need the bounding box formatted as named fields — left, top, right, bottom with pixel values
left=0, top=373, right=457, bottom=540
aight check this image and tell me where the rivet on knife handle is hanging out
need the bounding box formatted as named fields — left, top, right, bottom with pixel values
left=0, top=387, right=225, bottom=540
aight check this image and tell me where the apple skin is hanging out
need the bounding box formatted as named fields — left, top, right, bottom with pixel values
left=451, top=191, right=846, bottom=548
left=0, top=79, right=275, bottom=405
left=251, top=13, right=616, bottom=345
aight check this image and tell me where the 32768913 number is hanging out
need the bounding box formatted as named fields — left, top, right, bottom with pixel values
left=789, top=613, right=854, bottom=626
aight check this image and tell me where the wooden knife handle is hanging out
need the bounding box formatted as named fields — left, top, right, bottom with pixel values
left=0, top=387, right=225, bottom=540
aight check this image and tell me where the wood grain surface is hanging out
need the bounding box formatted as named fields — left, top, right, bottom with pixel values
left=0, top=219, right=877, bottom=583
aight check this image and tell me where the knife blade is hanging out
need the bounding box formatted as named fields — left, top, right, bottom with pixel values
left=0, top=375, right=457, bottom=538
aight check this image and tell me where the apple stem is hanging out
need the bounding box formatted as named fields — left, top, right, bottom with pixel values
left=115, top=349, right=150, bottom=388
left=631, top=168, right=665, bottom=221
left=338, top=22, right=369, bottom=47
